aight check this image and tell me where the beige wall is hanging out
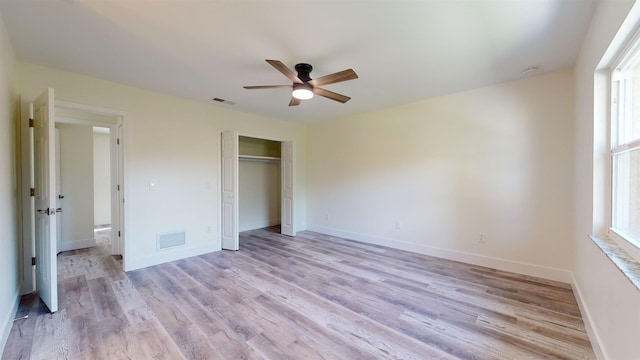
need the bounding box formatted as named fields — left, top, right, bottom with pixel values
left=307, top=69, right=575, bottom=281
left=0, top=9, right=19, bottom=353
left=17, top=62, right=307, bottom=271
left=573, top=0, right=640, bottom=358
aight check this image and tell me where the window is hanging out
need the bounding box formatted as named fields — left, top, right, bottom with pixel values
left=610, top=44, right=640, bottom=258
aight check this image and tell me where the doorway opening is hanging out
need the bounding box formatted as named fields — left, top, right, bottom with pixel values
left=55, top=104, right=124, bottom=259
left=55, top=124, right=113, bottom=255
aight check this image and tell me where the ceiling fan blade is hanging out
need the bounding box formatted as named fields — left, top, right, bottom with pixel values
left=309, top=69, right=358, bottom=87
left=244, top=85, right=292, bottom=89
left=288, top=97, right=301, bottom=106
left=266, top=60, right=303, bottom=83
left=314, top=87, right=351, bottom=103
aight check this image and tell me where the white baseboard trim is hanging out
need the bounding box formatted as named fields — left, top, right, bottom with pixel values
left=294, top=224, right=307, bottom=234
left=0, top=286, right=20, bottom=356
left=126, top=244, right=220, bottom=272
left=61, top=237, right=96, bottom=252
left=307, top=224, right=572, bottom=283
left=571, top=275, right=608, bottom=360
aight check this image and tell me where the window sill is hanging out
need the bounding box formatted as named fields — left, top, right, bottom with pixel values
left=590, top=235, right=640, bottom=292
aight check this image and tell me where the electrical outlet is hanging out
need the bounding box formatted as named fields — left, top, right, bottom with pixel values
left=324, top=214, right=329, bottom=222
left=207, top=225, right=212, bottom=233
left=395, top=221, right=401, bottom=230
left=478, top=234, right=486, bottom=243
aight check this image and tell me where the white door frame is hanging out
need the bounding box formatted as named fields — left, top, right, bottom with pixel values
left=20, top=99, right=128, bottom=293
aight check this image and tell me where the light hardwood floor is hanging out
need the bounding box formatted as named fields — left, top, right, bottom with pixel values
left=3, top=227, right=595, bottom=359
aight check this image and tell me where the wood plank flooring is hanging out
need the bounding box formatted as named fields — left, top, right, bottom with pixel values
left=2, top=227, right=595, bottom=359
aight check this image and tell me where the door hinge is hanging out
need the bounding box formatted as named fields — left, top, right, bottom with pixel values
left=117, top=138, right=120, bottom=145
left=117, top=185, right=120, bottom=191
left=29, top=118, right=34, bottom=128
left=31, top=257, right=36, bottom=266
left=118, top=231, right=121, bottom=237
left=30, top=188, right=35, bottom=197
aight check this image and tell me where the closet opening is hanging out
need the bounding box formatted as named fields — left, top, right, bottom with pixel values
left=220, top=131, right=295, bottom=251
left=239, top=136, right=281, bottom=232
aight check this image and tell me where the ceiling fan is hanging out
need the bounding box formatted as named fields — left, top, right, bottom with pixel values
left=244, top=60, right=358, bottom=106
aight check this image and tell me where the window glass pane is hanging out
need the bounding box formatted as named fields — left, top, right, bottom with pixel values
left=612, top=148, right=640, bottom=242
left=617, top=63, right=640, bottom=144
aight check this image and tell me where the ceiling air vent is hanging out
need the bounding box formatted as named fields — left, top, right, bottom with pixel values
left=212, top=97, right=235, bottom=105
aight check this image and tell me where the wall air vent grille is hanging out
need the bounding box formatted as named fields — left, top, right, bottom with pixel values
left=157, top=231, right=186, bottom=250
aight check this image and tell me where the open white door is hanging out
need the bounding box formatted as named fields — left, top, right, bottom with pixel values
left=32, top=88, right=58, bottom=313
left=221, top=131, right=239, bottom=250
left=281, top=141, right=296, bottom=236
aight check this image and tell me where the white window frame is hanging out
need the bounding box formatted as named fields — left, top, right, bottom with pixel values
left=609, top=33, right=640, bottom=263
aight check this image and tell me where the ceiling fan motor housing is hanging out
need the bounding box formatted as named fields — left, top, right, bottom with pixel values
left=295, top=63, right=313, bottom=83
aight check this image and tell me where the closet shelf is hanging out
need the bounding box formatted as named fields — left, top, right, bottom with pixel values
left=239, top=155, right=281, bottom=162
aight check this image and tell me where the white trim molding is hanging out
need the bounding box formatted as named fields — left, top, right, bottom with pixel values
left=126, top=244, right=219, bottom=272
left=307, top=224, right=572, bottom=283
left=571, top=275, right=607, bottom=360
left=0, top=287, right=20, bottom=356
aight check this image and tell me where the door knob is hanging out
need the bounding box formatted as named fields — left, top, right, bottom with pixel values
left=58, top=195, right=64, bottom=199
left=55, top=208, right=63, bottom=213
left=37, top=208, right=50, bottom=215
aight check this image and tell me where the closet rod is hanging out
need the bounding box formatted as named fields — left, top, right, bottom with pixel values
left=239, top=155, right=281, bottom=162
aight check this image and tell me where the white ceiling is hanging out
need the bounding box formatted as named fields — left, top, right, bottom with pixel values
left=0, top=0, right=596, bottom=123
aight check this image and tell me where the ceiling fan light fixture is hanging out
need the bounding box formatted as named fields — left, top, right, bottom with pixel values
left=244, top=60, right=357, bottom=106
left=292, top=83, right=314, bottom=100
